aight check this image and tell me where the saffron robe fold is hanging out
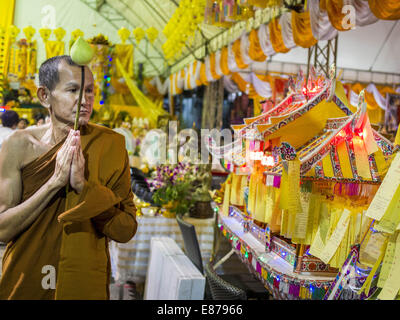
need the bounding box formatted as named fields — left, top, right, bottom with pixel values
left=0, top=123, right=138, bottom=300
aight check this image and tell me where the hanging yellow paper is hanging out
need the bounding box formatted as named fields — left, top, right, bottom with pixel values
left=254, top=180, right=266, bottom=222
left=264, top=186, right=274, bottom=224
left=359, top=238, right=387, bottom=296
left=378, top=232, right=400, bottom=300
left=336, top=141, right=353, bottom=179
left=279, top=166, right=289, bottom=210
left=321, top=154, right=334, bottom=178
left=378, top=232, right=398, bottom=288
left=352, top=136, right=372, bottom=180
left=230, top=173, right=239, bottom=205
left=239, top=175, right=248, bottom=207
left=360, top=231, right=389, bottom=267
left=309, top=201, right=330, bottom=258
left=375, top=185, right=400, bottom=234
left=366, top=153, right=400, bottom=221
left=373, top=149, right=389, bottom=177
left=293, top=192, right=310, bottom=242
left=287, top=159, right=301, bottom=212
left=309, top=194, right=322, bottom=244
left=281, top=209, right=289, bottom=237
left=222, top=178, right=231, bottom=217
left=320, top=209, right=350, bottom=265
left=270, top=188, right=282, bottom=233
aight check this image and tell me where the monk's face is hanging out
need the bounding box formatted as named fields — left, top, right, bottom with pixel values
left=49, top=60, right=95, bottom=127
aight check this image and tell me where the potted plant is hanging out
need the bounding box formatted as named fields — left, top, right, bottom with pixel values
left=150, top=163, right=196, bottom=218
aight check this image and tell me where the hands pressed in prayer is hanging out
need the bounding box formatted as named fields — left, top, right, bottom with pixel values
left=50, top=129, right=86, bottom=193
left=69, top=130, right=86, bottom=194
left=50, top=130, right=77, bottom=189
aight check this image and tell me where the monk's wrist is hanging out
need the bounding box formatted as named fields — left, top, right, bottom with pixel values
left=73, top=179, right=87, bottom=194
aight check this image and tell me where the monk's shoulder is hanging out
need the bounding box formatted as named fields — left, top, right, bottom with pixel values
left=3, top=129, right=29, bottom=150
left=0, top=130, right=31, bottom=166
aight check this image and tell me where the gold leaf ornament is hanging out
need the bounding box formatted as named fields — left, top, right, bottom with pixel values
left=71, top=29, right=84, bottom=40
left=8, top=25, right=20, bottom=40
left=54, top=27, right=66, bottom=41
left=133, top=27, right=145, bottom=44
left=146, top=27, right=158, bottom=44
left=23, top=26, right=36, bottom=42
left=118, top=27, right=130, bottom=44
left=39, top=28, right=51, bottom=42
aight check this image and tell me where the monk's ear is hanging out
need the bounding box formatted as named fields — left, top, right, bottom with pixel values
left=37, top=86, right=51, bottom=109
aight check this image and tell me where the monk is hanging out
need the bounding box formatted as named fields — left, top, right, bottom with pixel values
left=0, top=55, right=138, bottom=299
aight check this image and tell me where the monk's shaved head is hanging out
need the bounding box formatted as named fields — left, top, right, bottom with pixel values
left=39, top=55, right=80, bottom=91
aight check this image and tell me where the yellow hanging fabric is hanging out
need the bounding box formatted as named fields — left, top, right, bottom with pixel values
left=144, top=78, right=162, bottom=98
left=249, top=29, right=267, bottom=62
left=45, top=41, right=65, bottom=59
left=26, top=40, right=37, bottom=77
left=209, top=52, right=222, bottom=80
left=336, top=141, right=354, bottom=179
left=368, top=0, right=400, bottom=20
left=222, top=176, right=232, bottom=217
left=199, top=62, right=209, bottom=86
left=185, top=65, right=191, bottom=90
left=254, top=168, right=267, bottom=222
left=351, top=83, right=384, bottom=125
left=321, top=154, right=335, bottom=178
left=114, top=44, right=134, bottom=78
left=0, top=0, right=16, bottom=78
left=220, top=46, right=230, bottom=75
left=291, top=11, right=317, bottom=48
left=175, top=71, right=183, bottom=95
left=169, top=74, right=175, bottom=96
left=268, top=18, right=290, bottom=53
left=231, top=73, right=257, bottom=98
left=352, top=136, right=372, bottom=180
left=0, top=0, right=15, bottom=29
left=232, top=38, right=249, bottom=69
left=116, top=58, right=168, bottom=127
left=320, top=0, right=350, bottom=32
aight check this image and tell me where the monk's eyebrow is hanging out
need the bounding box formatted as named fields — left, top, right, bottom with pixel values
left=64, top=81, right=80, bottom=88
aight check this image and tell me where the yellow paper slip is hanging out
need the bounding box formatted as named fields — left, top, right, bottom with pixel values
left=377, top=232, right=397, bottom=289
left=309, top=202, right=330, bottom=258
left=366, top=153, right=400, bottom=221
left=222, top=181, right=231, bottom=217
left=337, top=141, right=353, bottom=179
left=319, top=209, right=351, bottom=264
left=376, top=186, right=400, bottom=234
left=293, top=193, right=310, bottom=240
left=279, top=166, right=289, bottom=210
left=309, top=195, right=322, bottom=244
left=287, top=160, right=301, bottom=213
left=360, top=231, right=388, bottom=268
left=378, top=232, right=400, bottom=300
left=352, top=136, right=372, bottom=180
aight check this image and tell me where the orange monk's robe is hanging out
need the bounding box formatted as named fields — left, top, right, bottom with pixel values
left=0, top=123, right=138, bottom=300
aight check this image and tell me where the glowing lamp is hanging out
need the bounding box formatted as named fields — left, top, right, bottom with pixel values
left=249, top=151, right=263, bottom=160
left=261, top=155, right=275, bottom=167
